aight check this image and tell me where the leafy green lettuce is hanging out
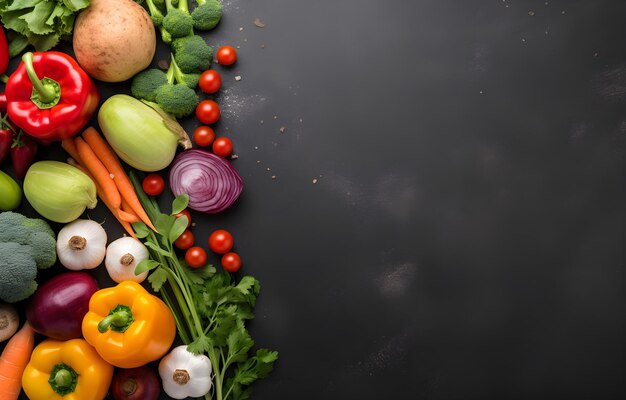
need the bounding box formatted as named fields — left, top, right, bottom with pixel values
left=0, top=0, right=91, bottom=52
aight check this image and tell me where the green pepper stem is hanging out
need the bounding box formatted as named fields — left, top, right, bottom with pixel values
left=54, top=369, right=72, bottom=388
left=48, top=363, right=78, bottom=396
left=22, top=52, right=58, bottom=104
left=98, top=305, right=133, bottom=333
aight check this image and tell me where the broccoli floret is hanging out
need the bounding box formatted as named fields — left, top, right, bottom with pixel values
left=166, top=53, right=200, bottom=89
left=155, top=83, right=199, bottom=118
left=191, top=0, right=222, bottom=31
left=0, top=212, right=56, bottom=269
left=0, top=243, right=38, bottom=303
left=171, top=35, right=213, bottom=73
left=0, top=212, right=57, bottom=303
left=162, top=0, right=193, bottom=39
left=131, top=68, right=169, bottom=102
left=145, top=0, right=165, bottom=26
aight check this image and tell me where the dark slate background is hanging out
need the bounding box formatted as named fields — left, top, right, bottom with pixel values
left=3, top=0, right=625, bottom=399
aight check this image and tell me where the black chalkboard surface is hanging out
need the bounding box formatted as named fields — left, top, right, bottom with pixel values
left=3, top=1, right=625, bottom=399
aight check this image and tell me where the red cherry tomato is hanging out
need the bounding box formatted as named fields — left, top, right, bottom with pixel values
left=185, top=246, right=207, bottom=269
left=175, top=209, right=192, bottom=228
left=216, top=46, right=237, bottom=66
left=196, top=100, right=220, bottom=125
left=212, top=137, right=233, bottom=157
left=221, top=252, right=241, bottom=273
left=142, top=173, right=165, bottom=196
left=198, top=70, right=222, bottom=94
left=175, top=229, right=195, bottom=250
left=193, top=126, right=215, bottom=147
left=208, top=229, right=234, bottom=254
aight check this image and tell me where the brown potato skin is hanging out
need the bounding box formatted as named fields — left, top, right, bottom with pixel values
left=73, top=0, right=156, bottom=82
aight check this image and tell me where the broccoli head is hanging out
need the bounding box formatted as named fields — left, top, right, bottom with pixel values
left=171, top=35, right=214, bottom=73
left=154, top=83, right=200, bottom=118
left=163, top=9, right=194, bottom=38
left=145, top=0, right=166, bottom=27
left=192, top=0, right=223, bottom=31
left=166, top=53, right=200, bottom=89
left=0, top=212, right=57, bottom=303
left=131, top=68, right=169, bottom=102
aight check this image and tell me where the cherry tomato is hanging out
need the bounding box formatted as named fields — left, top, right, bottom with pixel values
left=208, top=229, right=234, bottom=254
left=221, top=252, right=241, bottom=273
left=175, top=229, right=195, bottom=250
left=216, top=46, right=237, bottom=66
left=198, top=70, right=222, bottom=94
left=193, top=126, right=215, bottom=147
left=212, top=137, right=233, bottom=157
left=175, top=209, right=192, bottom=228
left=142, top=173, right=165, bottom=196
left=196, top=100, right=220, bottom=125
left=185, top=246, right=207, bottom=269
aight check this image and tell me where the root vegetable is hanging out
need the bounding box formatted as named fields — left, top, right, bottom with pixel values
left=73, top=0, right=156, bottom=82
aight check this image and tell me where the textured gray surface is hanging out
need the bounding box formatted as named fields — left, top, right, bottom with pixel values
left=4, top=0, right=625, bottom=399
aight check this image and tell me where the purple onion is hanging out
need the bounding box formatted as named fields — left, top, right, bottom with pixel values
left=26, top=271, right=99, bottom=340
left=169, top=149, right=243, bottom=213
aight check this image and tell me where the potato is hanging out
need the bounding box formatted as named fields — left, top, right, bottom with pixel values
left=73, top=0, right=156, bottom=82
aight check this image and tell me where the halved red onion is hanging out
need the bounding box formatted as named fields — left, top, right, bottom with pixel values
left=169, top=149, right=243, bottom=213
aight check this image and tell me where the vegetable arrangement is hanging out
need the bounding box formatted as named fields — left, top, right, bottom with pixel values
left=0, top=0, right=277, bottom=398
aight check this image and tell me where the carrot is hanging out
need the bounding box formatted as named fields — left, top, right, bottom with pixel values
left=82, top=127, right=156, bottom=231
left=61, top=138, right=83, bottom=165
left=0, top=322, right=35, bottom=400
left=67, top=157, right=137, bottom=238
left=75, top=136, right=122, bottom=211
left=93, top=181, right=137, bottom=239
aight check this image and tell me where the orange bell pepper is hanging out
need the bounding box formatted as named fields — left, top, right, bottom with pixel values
left=81, top=280, right=176, bottom=368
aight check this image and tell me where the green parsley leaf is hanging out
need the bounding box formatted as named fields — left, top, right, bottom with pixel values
left=134, top=259, right=160, bottom=275
left=131, top=222, right=150, bottom=238
left=147, top=266, right=168, bottom=292
left=187, top=334, right=211, bottom=355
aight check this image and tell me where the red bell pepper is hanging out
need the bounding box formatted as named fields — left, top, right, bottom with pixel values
left=0, top=27, right=8, bottom=75
left=11, top=130, right=37, bottom=179
left=5, top=52, right=99, bottom=142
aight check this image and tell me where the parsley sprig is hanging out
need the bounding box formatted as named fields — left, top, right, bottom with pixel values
left=129, top=171, right=278, bottom=400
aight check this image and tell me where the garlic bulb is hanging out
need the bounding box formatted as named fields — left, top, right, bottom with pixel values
left=105, top=237, right=149, bottom=283
left=159, top=345, right=212, bottom=399
left=56, top=219, right=107, bottom=270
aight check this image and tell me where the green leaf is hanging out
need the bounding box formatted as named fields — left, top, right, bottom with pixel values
left=171, top=194, right=189, bottom=215
left=132, top=222, right=150, bottom=238
left=134, top=259, right=160, bottom=275
left=22, top=1, right=56, bottom=35
left=182, top=263, right=216, bottom=285
left=62, top=0, right=91, bottom=12
left=148, top=267, right=168, bottom=292
left=227, top=328, right=254, bottom=364
left=8, top=33, right=29, bottom=57
left=168, top=214, right=188, bottom=243
left=144, top=241, right=171, bottom=257
left=27, top=31, right=59, bottom=52
left=187, top=334, right=211, bottom=355
left=155, top=213, right=175, bottom=242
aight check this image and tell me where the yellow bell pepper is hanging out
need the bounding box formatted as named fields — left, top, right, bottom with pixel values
left=82, top=280, right=176, bottom=368
left=22, top=338, right=113, bottom=400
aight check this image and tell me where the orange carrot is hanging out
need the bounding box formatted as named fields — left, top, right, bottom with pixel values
left=95, top=181, right=137, bottom=239
left=75, top=136, right=121, bottom=210
left=0, top=322, right=35, bottom=400
left=61, top=138, right=83, bottom=165
left=68, top=157, right=137, bottom=238
left=82, top=127, right=156, bottom=231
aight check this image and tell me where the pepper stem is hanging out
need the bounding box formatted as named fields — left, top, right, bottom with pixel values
left=48, top=363, right=78, bottom=396
left=22, top=52, right=61, bottom=108
left=98, top=304, right=134, bottom=333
